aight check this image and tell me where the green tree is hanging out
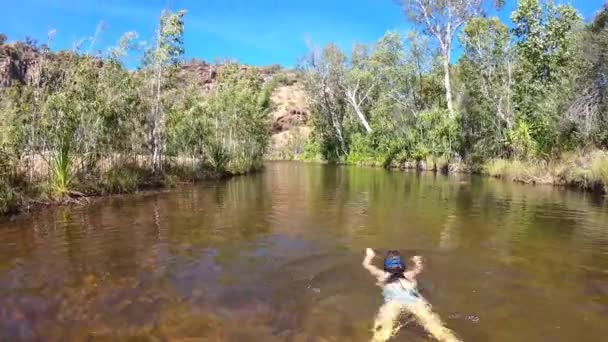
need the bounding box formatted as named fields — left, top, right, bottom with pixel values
left=511, top=0, right=581, bottom=155
left=144, top=9, right=186, bottom=173
left=459, top=17, right=513, bottom=160
left=344, top=43, right=377, bottom=134
left=167, top=64, right=272, bottom=174
left=301, top=44, right=349, bottom=160
left=398, top=0, right=496, bottom=117
left=567, top=4, right=608, bottom=146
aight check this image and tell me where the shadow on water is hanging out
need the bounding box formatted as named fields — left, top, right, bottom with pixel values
left=0, top=162, right=607, bottom=341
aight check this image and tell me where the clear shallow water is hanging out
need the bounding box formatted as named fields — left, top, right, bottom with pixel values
left=1, top=162, right=607, bottom=341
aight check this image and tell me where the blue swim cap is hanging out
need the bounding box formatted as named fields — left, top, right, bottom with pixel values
left=384, top=254, right=405, bottom=272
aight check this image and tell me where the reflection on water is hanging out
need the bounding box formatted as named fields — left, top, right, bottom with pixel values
left=0, top=162, right=607, bottom=341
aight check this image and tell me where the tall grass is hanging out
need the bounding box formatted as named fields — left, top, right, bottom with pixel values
left=206, top=143, right=230, bottom=174
left=568, top=152, right=608, bottom=192
left=483, top=159, right=551, bottom=184
left=50, top=141, right=72, bottom=197
left=485, top=150, right=608, bottom=192
left=591, top=156, right=608, bottom=192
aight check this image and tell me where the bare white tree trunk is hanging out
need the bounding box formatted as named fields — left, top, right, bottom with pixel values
left=442, top=46, right=454, bottom=118
left=352, top=104, right=373, bottom=133
left=152, top=28, right=164, bottom=174
left=345, top=80, right=374, bottom=133
left=506, top=56, right=514, bottom=129
left=331, top=112, right=348, bottom=155
left=152, top=85, right=163, bottom=172
left=403, top=0, right=485, bottom=118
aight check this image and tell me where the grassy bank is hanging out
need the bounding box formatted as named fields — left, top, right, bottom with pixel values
left=483, top=150, right=608, bottom=193
left=0, top=157, right=261, bottom=216
left=289, top=142, right=608, bottom=194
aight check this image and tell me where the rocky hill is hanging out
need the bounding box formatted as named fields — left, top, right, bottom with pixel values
left=267, top=81, right=310, bottom=159
left=177, top=60, right=311, bottom=159
left=0, top=42, right=45, bottom=87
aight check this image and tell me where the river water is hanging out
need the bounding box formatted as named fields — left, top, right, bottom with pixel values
left=1, top=162, right=607, bottom=341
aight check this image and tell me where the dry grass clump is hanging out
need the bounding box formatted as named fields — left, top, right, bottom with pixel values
left=484, top=149, right=608, bottom=192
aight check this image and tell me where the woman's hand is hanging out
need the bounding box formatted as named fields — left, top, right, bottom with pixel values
left=366, top=248, right=376, bottom=258
left=405, top=255, right=424, bottom=280
left=363, top=248, right=385, bottom=280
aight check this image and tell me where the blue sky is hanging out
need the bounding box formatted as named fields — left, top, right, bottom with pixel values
left=1, top=0, right=604, bottom=67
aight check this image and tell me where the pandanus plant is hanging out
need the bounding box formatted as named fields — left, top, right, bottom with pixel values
left=50, top=137, right=72, bottom=197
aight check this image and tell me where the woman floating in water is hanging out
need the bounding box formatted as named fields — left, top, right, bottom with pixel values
left=362, top=248, right=461, bottom=342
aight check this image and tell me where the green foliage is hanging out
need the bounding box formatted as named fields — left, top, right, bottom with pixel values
left=167, top=63, right=271, bottom=175
left=144, top=10, right=186, bottom=68
left=459, top=17, right=513, bottom=162
left=0, top=179, right=18, bottom=215
left=296, top=1, right=607, bottom=179
left=300, top=32, right=451, bottom=167
left=0, top=146, right=19, bottom=215
left=511, top=0, right=582, bottom=156
left=566, top=4, right=608, bottom=147
left=300, top=139, right=324, bottom=162
left=0, top=10, right=272, bottom=213
left=206, top=142, right=230, bottom=174
left=346, top=133, right=384, bottom=166
left=50, top=140, right=72, bottom=197
left=143, top=9, right=187, bottom=173
left=508, top=121, right=537, bottom=160
left=300, top=44, right=349, bottom=161
left=2, top=1, right=608, bottom=216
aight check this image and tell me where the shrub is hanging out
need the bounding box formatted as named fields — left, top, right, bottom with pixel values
left=508, top=121, right=537, bottom=160
left=0, top=180, right=18, bottom=215
left=100, top=164, right=148, bottom=194
left=346, top=133, right=383, bottom=166
left=300, top=140, right=324, bottom=162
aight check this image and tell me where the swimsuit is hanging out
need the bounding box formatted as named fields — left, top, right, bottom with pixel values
left=382, top=283, right=421, bottom=304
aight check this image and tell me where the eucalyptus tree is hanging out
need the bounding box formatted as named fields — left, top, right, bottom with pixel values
left=206, top=64, right=272, bottom=173
left=404, top=31, right=435, bottom=111
left=397, top=0, right=501, bottom=117
left=459, top=17, right=513, bottom=158
left=300, top=44, right=349, bottom=159
left=143, top=9, right=186, bottom=173
left=511, top=0, right=581, bottom=154
left=567, top=4, right=608, bottom=145
left=343, top=46, right=375, bottom=133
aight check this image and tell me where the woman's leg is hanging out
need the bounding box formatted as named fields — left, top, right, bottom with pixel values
left=405, top=301, right=461, bottom=342
left=372, top=301, right=404, bottom=342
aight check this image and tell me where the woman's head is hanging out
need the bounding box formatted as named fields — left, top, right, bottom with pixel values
left=383, top=250, right=405, bottom=274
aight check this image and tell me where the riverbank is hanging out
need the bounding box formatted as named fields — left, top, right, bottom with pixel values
left=292, top=149, right=608, bottom=194
left=0, top=160, right=263, bottom=216
left=482, top=150, right=608, bottom=193
left=3, top=149, right=606, bottom=217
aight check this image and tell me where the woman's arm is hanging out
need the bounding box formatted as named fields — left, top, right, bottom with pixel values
left=404, top=255, right=424, bottom=280
left=362, top=248, right=386, bottom=281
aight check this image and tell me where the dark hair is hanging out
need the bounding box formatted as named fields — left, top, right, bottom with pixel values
left=384, top=250, right=406, bottom=283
